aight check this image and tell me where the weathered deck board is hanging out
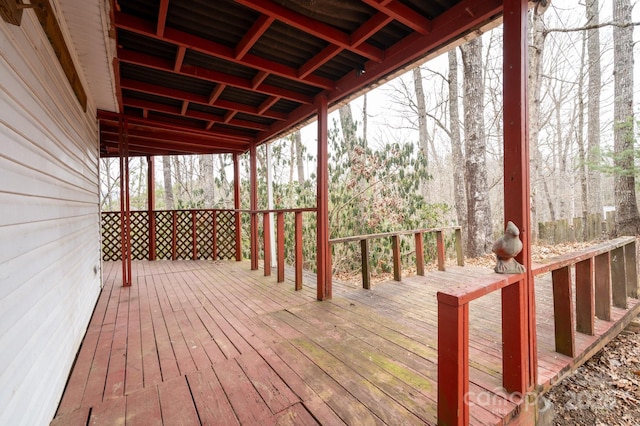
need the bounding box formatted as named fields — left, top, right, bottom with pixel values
left=52, top=259, right=640, bottom=425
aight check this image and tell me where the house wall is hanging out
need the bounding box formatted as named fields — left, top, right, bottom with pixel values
left=0, top=9, right=101, bottom=426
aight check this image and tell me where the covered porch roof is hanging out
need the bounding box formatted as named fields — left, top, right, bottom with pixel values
left=89, top=0, right=505, bottom=157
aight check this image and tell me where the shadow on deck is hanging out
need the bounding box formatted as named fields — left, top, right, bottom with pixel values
left=51, top=258, right=640, bottom=425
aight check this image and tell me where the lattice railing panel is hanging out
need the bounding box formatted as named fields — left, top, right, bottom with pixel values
left=196, top=210, right=214, bottom=259
left=102, top=212, right=121, bottom=261
left=175, top=211, right=193, bottom=259
left=155, top=211, right=173, bottom=260
left=129, top=211, right=149, bottom=260
left=216, top=210, right=236, bottom=260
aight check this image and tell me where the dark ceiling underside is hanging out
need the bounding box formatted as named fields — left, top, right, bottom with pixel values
left=99, top=0, right=504, bottom=157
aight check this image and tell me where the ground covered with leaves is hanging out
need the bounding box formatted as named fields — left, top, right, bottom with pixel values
left=544, top=320, right=640, bottom=425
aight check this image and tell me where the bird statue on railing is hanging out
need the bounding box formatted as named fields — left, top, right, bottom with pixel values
left=492, top=221, right=526, bottom=274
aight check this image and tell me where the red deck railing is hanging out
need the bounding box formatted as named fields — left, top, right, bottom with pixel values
left=242, top=208, right=317, bottom=291
left=436, top=236, right=638, bottom=426
left=329, top=227, right=464, bottom=289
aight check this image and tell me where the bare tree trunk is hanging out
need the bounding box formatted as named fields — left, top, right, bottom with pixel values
left=362, top=93, right=368, bottom=148
left=528, top=6, right=548, bottom=241
left=172, top=156, right=183, bottom=206
left=448, top=50, right=467, bottom=232
left=294, top=130, right=305, bottom=185
left=162, top=155, right=174, bottom=210
left=612, top=0, right=640, bottom=235
left=200, top=154, right=214, bottom=208
left=461, top=38, right=492, bottom=256
left=339, top=104, right=357, bottom=149
left=586, top=0, right=603, bottom=217
left=413, top=66, right=430, bottom=198
left=577, top=31, right=589, bottom=240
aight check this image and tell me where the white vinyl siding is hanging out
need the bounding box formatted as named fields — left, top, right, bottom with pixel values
left=0, top=9, right=101, bottom=426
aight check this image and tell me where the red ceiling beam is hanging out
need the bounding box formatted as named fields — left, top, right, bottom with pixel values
left=100, top=120, right=251, bottom=147
left=254, top=0, right=503, bottom=145
left=174, top=45, right=186, bottom=71
left=122, top=96, right=269, bottom=132
left=114, top=11, right=334, bottom=91
left=352, top=13, right=393, bottom=48
left=298, top=45, right=342, bottom=79
left=234, top=0, right=383, bottom=62
left=361, top=0, right=431, bottom=35
left=100, top=130, right=248, bottom=152
left=118, top=48, right=313, bottom=105
left=98, top=110, right=256, bottom=142
left=156, top=0, right=169, bottom=36
left=235, top=14, right=274, bottom=60
left=208, top=84, right=226, bottom=105
left=120, top=77, right=286, bottom=121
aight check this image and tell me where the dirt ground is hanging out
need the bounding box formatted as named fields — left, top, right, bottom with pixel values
left=544, top=320, right=640, bottom=425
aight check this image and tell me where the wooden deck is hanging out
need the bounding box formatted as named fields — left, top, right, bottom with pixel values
left=52, top=259, right=640, bottom=425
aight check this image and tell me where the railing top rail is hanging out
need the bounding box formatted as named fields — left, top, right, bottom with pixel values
left=531, top=236, right=636, bottom=276
left=237, top=208, right=317, bottom=214
left=329, top=226, right=461, bottom=245
left=102, top=208, right=238, bottom=214
left=437, top=272, right=524, bottom=306
left=438, top=236, right=637, bottom=307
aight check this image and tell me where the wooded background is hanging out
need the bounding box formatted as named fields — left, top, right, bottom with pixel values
left=100, top=1, right=640, bottom=273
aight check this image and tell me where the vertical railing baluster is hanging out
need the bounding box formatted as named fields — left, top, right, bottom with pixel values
left=360, top=239, right=370, bottom=289
left=392, top=234, right=401, bottom=282
left=436, top=230, right=445, bottom=271
left=594, top=252, right=612, bottom=321
left=263, top=212, right=271, bottom=276
left=611, top=246, right=627, bottom=309
left=191, top=210, right=197, bottom=260
left=415, top=232, right=424, bottom=276
left=551, top=266, right=575, bottom=357
left=575, top=258, right=595, bottom=335
left=277, top=212, right=284, bottom=282
left=295, top=211, right=303, bottom=290
left=171, top=210, right=177, bottom=260
left=624, top=240, right=638, bottom=298
left=212, top=210, right=217, bottom=260
left=455, top=227, right=464, bottom=266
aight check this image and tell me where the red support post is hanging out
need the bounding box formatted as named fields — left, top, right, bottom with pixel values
left=437, top=296, right=469, bottom=426
left=119, top=118, right=132, bottom=287
left=503, top=0, right=535, bottom=388
left=611, top=246, right=627, bottom=309
left=250, top=144, right=258, bottom=270
left=277, top=212, right=284, bottom=282
left=233, top=153, right=242, bottom=261
left=455, top=228, right=464, bottom=266
left=625, top=240, right=638, bottom=298
left=263, top=212, right=271, bottom=276
left=191, top=210, right=197, bottom=260
left=295, top=211, right=303, bottom=291
left=436, top=230, right=445, bottom=271
left=147, top=155, right=156, bottom=261
left=316, top=94, right=331, bottom=300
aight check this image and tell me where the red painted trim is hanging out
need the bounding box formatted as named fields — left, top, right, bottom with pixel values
left=503, top=0, right=535, bottom=389
left=437, top=301, right=469, bottom=426
left=148, top=156, right=156, bottom=260
left=277, top=212, right=284, bottom=282
left=250, top=145, right=258, bottom=270
left=295, top=211, right=303, bottom=291
left=233, top=153, right=242, bottom=261
left=415, top=232, right=424, bottom=276
left=316, top=95, right=330, bottom=300
left=236, top=15, right=274, bottom=60
left=263, top=212, right=271, bottom=276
